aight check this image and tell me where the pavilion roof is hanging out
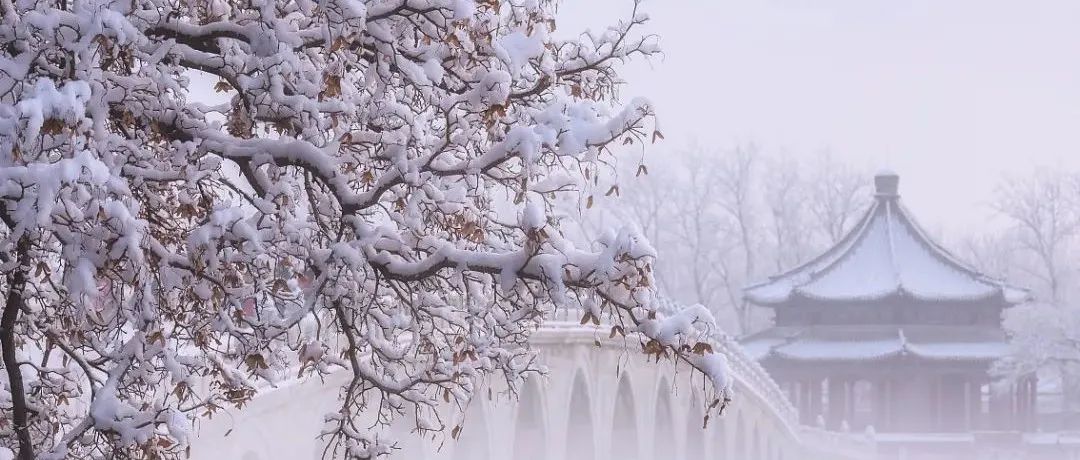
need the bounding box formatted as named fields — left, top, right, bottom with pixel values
left=743, top=172, right=1029, bottom=306
left=740, top=325, right=1009, bottom=363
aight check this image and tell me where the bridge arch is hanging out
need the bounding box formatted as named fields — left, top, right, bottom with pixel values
left=652, top=378, right=675, bottom=459
left=734, top=410, right=747, bottom=459
left=453, top=400, right=491, bottom=460
left=385, top=409, right=424, bottom=459
left=686, top=392, right=706, bottom=460
left=610, top=374, right=639, bottom=460
left=710, top=410, right=728, bottom=459
left=513, top=377, right=547, bottom=460
left=564, top=371, right=595, bottom=460
left=751, top=423, right=762, bottom=460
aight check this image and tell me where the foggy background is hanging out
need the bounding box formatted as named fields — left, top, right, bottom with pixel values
left=559, top=0, right=1080, bottom=233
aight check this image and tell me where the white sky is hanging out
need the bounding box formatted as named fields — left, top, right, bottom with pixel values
left=559, top=0, right=1080, bottom=234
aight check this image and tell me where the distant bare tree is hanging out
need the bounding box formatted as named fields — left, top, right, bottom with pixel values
left=992, top=170, right=1080, bottom=305
left=806, top=152, right=871, bottom=245
left=716, top=145, right=761, bottom=280
left=763, top=153, right=812, bottom=271
left=706, top=145, right=762, bottom=333
left=958, top=233, right=1023, bottom=281
left=670, top=152, right=729, bottom=313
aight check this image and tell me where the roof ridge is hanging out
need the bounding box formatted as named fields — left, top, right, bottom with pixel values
left=787, top=201, right=883, bottom=294
left=891, top=201, right=1011, bottom=293
left=743, top=199, right=878, bottom=291
left=884, top=199, right=902, bottom=290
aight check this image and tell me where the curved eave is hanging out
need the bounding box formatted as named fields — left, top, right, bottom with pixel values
left=891, top=200, right=1030, bottom=303
left=744, top=290, right=793, bottom=307
left=761, top=349, right=1005, bottom=364
left=787, top=286, right=1009, bottom=305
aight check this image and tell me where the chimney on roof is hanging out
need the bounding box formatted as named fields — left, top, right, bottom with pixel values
left=875, top=170, right=899, bottom=198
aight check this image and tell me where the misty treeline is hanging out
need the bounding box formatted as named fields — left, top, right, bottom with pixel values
left=572, top=144, right=872, bottom=335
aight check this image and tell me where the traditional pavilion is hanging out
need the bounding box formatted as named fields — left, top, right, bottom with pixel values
left=741, top=172, right=1035, bottom=434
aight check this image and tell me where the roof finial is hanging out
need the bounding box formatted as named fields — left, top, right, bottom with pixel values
left=875, top=170, right=899, bottom=198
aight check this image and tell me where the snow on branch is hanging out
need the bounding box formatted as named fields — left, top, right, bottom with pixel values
left=0, top=0, right=727, bottom=458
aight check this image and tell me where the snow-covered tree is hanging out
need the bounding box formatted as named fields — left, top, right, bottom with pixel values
left=996, top=302, right=1080, bottom=414
left=981, top=170, right=1080, bottom=418
left=0, top=1, right=732, bottom=458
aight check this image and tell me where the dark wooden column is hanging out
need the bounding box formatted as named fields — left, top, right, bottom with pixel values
left=800, top=379, right=812, bottom=424
left=875, top=379, right=890, bottom=431
left=1019, top=375, right=1038, bottom=431
left=988, top=382, right=1013, bottom=430
left=966, top=379, right=983, bottom=431
left=844, top=378, right=852, bottom=428
left=827, top=378, right=846, bottom=430
left=1014, top=379, right=1026, bottom=431
left=940, top=376, right=966, bottom=432
left=1029, top=375, right=1039, bottom=430
left=810, top=378, right=823, bottom=425
left=931, top=377, right=942, bottom=431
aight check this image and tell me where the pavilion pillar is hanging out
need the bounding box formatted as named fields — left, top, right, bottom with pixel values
left=940, top=376, right=966, bottom=432
left=931, top=377, right=942, bottom=431
left=1029, top=375, right=1039, bottom=430
left=796, top=380, right=808, bottom=424
left=1019, top=375, right=1038, bottom=431
left=1007, top=382, right=1018, bottom=429
left=827, top=378, right=846, bottom=430
left=889, top=378, right=902, bottom=430
left=844, top=378, right=852, bottom=428
left=875, top=379, right=890, bottom=431
left=989, top=382, right=1013, bottom=430
left=810, top=378, right=823, bottom=426
left=1014, top=380, right=1025, bottom=431
left=966, top=380, right=983, bottom=431
left=1008, top=382, right=1018, bottom=429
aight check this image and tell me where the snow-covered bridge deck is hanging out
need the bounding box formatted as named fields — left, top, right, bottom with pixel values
left=189, top=319, right=874, bottom=460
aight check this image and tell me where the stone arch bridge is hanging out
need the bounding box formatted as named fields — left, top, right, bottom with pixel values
left=191, top=318, right=873, bottom=460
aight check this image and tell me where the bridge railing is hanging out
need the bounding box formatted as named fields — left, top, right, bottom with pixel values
left=712, top=335, right=800, bottom=426
left=547, top=306, right=800, bottom=427
left=545, top=306, right=874, bottom=459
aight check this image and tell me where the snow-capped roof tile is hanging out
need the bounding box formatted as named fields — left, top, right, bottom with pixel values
left=744, top=173, right=1029, bottom=306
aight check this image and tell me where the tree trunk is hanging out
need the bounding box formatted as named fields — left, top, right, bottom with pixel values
left=1, top=238, right=33, bottom=460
